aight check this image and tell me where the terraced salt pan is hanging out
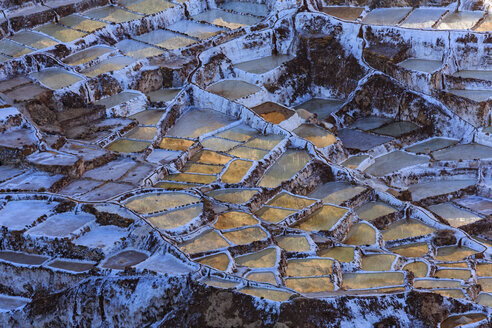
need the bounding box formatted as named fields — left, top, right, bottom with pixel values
left=129, top=110, right=164, bottom=126
left=436, top=11, right=484, bottom=30
left=267, top=192, right=316, bottom=210
left=63, top=45, right=114, bottom=66
left=356, top=201, right=397, bottom=221
left=397, top=59, right=442, bottom=73
left=428, top=203, right=482, bottom=228
left=134, top=30, right=196, bottom=50
left=215, top=211, right=258, bottom=230
left=166, top=108, right=235, bottom=138
left=436, top=246, right=478, bottom=262
left=124, top=192, right=199, bottom=214
left=365, top=151, right=429, bottom=177
left=477, top=293, right=492, bottom=307
left=202, top=137, right=241, bottom=152
left=371, top=121, right=419, bottom=137
left=318, top=246, right=355, bottom=262
left=342, top=272, right=404, bottom=289
left=147, top=204, right=202, bottom=230
left=277, top=235, right=311, bottom=252
left=0, top=39, right=33, bottom=57
left=448, top=90, right=491, bottom=102
left=343, top=223, right=376, bottom=245
left=239, top=287, right=292, bottom=302
left=431, top=144, right=492, bottom=161
left=83, top=5, right=143, bottom=23
left=243, top=134, right=283, bottom=150
left=235, top=248, right=277, bottom=268
left=0, top=200, right=56, bottom=230
left=0, top=54, right=11, bottom=63
left=106, top=139, right=151, bottom=153
left=30, top=68, right=84, bottom=90
left=148, top=88, right=180, bottom=103
left=10, top=31, right=58, bottom=50
left=390, top=243, right=429, bottom=258
left=309, top=182, right=366, bottom=206
left=435, top=268, right=471, bottom=280
left=321, top=7, right=364, bottom=21
left=350, top=117, right=391, bottom=131
left=407, top=179, right=475, bottom=202
left=399, top=8, right=447, bottom=29
left=208, top=188, right=259, bottom=204
left=229, top=147, right=268, bottom=160
left=118, top=0, right=174, bottom=15
left=115, top=39, right=164, bottom=59
left=234, top=55, right=293, bottom=74
left=191, top=150, right=233, bottom=165
left=124, top=127, right=157, bottom=141
left=25, top=212, right=95, bottom=238
left=48, top=260, right=95, bottom=273
left=102, top=250, right=148, bottom=270
left=198, top=253, right=230, bottom=271
left=180, top=230, right=230, bottom=254
left=34, top=23, right=86, bottom=43
left=441, top=314, right=487, bottom=328
left=293, top=124, right=336, bottom=148
left=59, top=14, right=107, bottom=32
left=341, top=155, right=369, bottom=169
left=285, top=277, right=334, bottom=294
left=245, top=272, right=277, bottom=285
left=223, top=227, right=268, bottom=245
left=403, top=261, right=428, bottom=277
left=221, top=159, right=253, bottom=183
left=360, top=254, right=396, bottom=271
left=258, top=150, right=311, bottom=188
left=168, top=20, right=224, bottom=40
left=295, top=98, right=344, bottom=119
left=293, top=205, right=348, bottom=232
left=286, top=258, right=334, bottom=277
left=206, top=80, right=262, bottom=100
left=455, top=196, right=492, bottom=216
left=216, top=125, right=258, bottom=142
left=255, top=206, right=297, bottom=223
left=81, top=56, right=136, bottom=78
left=382, top=219, right=435, bottom=241
left=183, top=163, right=223, bottom=175
left=191, top=9, right=261, bottom=29
left=0, top=251, right=49, bottom=265
left=219, top=1, right=269, bottom=17
left=476, top=15, right=492, bottom=32
left=406, top=138, right=458, bottom=154
left=74, top=225, right=128, bottom=248
left=135, top=253, right=195, bottom=275
left=361, top=8, right=412, bottom=26
left=338, top=129, right=392, bottom=151
left=452, top=70, right=492, bottom=82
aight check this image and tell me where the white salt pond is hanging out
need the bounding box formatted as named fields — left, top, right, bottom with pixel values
left=30, top=68, right=84, bottom=90
left=397, top=58, right=442, bottom=73
left=234, top=55, right=293, bottom=74
left=362, top=8, right=412, bottom=26
left=399, top=8, right=447, bottom=29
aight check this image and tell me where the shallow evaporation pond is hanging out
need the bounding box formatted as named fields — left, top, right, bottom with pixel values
left=286, top=258, right=334, bottom=277
left=382, top=219, right=435, bottom=241
left=448, top=90, right=491, bottom=102
left=83, top=5, right=143, bottom=24
left=80, top=56, right=136, bottom=78
left=476, top=263, right=492, bottom=277
left=360, top=254, right=396, bottom=271
left=399, top=8, right=447, bottom=28
left=245, top=271, right=277, bottom=285
left=285, top=277, right=334, bottom=294
left=202, top=278, right=239, bottom=289
left=235, top=248, right=277, bottom=268
left=436, top=11, right=484, bottom=30
left=124, top=127, right=157, bottom=141
left=219, top=1, right=269, bottom=17
left=266, top=192, right=316, bottom=210
left=129, top=110, right=165, bottom=126
left=197, top=252, right=230, bottom=271
left=356, top=201, right=397, bottom=221
left=59, top=14, right=107, bottom=33
left=321, top=7, right=364, bottom=21
left=30, top=68, right=84, bottom=90
left=206, top=80, right=262, bottom=100
left=455, top=196, right=492, bottom=216
left=168, top=20, right=224, bottom=40
left=95, top=91, right=141, bottom=109
left=0, top=251, right=49, bottom=265
left=134, top=30, right=196, bottom=50
left=371, top=121, right=420, bottom=137
left=397, top=58, right=442, bottom=74
left=349, top=117, right=391, bottom=131
left=0, top=199, right=56, bottom=230
left=10, top=31, right=58, bottom=50
left=479, top=278, right=492, bottom=293
left=293, top=205, right=348, bottom=232
left=119, top=0, right=175, bottom=15
left=239, top=287, right=292, bottom=302
left=222, top=227, right=268, bottom=245
left=452, top=70, right=492, bottom=82
left=106, top=139, right=151, bottom=153
left=342, top=272, right=404, bottom=289
left=407, top=179, right=475, bottom=202
left=318, top=246, right=355, bottom=262
left=440, top=313, right=487, bottom=328
left=361, top=8, right=412, bottom=26
left=102, top=250, right=148, bottom=270
left=159, top=137, right=194, bottom=151
left=405, top=138, right=459, bottom=154
left=220, top=159, right=253, bottom=183
left=216, top=125, right=258, bottom=142
left=191, top=150, right=233, bottom=165
left=343, top=223, right=376, bottom=246
left=25, top=212, right=95, bottom=238
left=165, top=108, right=235, bottom=138
left=255, top=206, right=297, bottom=223
left=191, top=9, right=261, bottom=29
left=277, top=235, right=311, bottom=252
left=365, top=151, right=429, bottom=177
left=431, top=143, right=492, bottom=161
left=257, top=150, right=311, bottom=188
left=115, top=39, right=164, bottom=59
left=167, top=171, right=216, bottom=185
left=48, top=260, right=95, bottom=272
left=341, top=155, right=369, bottom=169
left=202, top=137, right=241, bottom=152
left=295, top=98, right=344, bottom=120
left=403, top=261, right=428, bottom=277
left=309, top=182, right=367, bottom=206
left=242, top=134, right=284, bottom=150
left=435, top=268, right=471, bottom=280
left=389, top=243, right=429, bottom=258
left=414, top=279, right=462, bottom=289
left=148, top=88, right=180, bottom=103
left=215, top=211, right=258, bottom=230
left=234, top=55, right=293, bottom=74
left=337, top=128, right=392, bottom=151
left=0, top=39, right=33, bottom=57
left=477, top=293, right=492, bottom=307
left=428, top=203, right=482, bottom=228
left=34, top=23, right=87, bottom=43
left=147, top=204, right=202, bottom=230
left=435, top=246, right=478, bottom=262
left=180, top=230, right=230, bottom=254
left=207, top=188, right=259, bottom=204
left=228, top=146, right=269, bottom=161
left=124, top=192, right=200, bottom=214
left=433, top=289, right=466, bottom=299
left=293, top=124, right=336, bottom=148
left=252, top=102, right=295, bottom=125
